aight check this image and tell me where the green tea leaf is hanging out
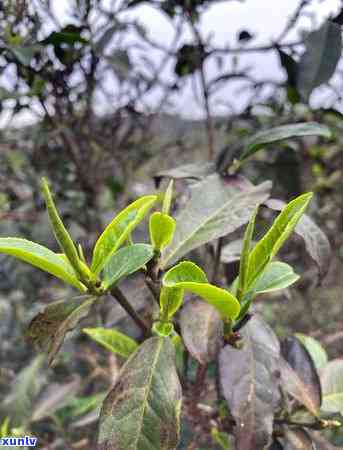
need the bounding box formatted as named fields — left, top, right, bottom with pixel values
left=103, top=244, right=154, bottom=289
left=280, top=337, right=322, bottom=416
left=295, top=334, right=328, bottom=370
left=159, top=286, right=184, bottom=320
left=0, top=238, right=86, bottom=291
left=320, top=360, right=343, bottom=414
left=163, top=261, right=240, bottom=319
left=219, top=315, right=280, bottom=450
left=161, top=174, right=271, bottom=268
left=41, top=178, right=87, bottom=279
left=297, top=20, right=342, bottom=102
left=237, top=208, right=258, bottom=300
left=252, top=262, right=300, bottom=294
left=149, top=212, right=176, bottom=252
left=265, top=198, right=331, bottom=282
left=247, top=193, right=313, bottom=289
left=83, top=327, right=138, bottom=358
left=91, top=195, right=157, bottom=274
left=162, top=180, right=174, bottom=215
left=26, top=295, right=96, bottom=366
left=240, top=123, right=331, bottom=162
left=98, top=336, right=182, bottom=450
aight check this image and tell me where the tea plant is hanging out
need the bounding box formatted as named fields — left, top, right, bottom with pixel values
left=0, top=124, right=342, bottom=450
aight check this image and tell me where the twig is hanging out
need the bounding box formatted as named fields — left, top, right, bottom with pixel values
left=110, top=286, right=150, bottom=337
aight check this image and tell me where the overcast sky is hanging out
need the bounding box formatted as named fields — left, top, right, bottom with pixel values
left=1, top=0, right=341, bottom=127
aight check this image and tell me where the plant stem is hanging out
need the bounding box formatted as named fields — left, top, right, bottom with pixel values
left=110, top=286, right=150, bottom=338
left=145, top=277, right=160, bottom=305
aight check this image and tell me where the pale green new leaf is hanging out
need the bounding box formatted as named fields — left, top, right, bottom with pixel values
left=252, top=262, right=300, bottom=294
left=237, top=207, right=258, bottom=300
left=97, top=336, right=182, bottom=450
left=163, top=261, right=240, bottom=319
left=103, top=244, right=154, bottom=289
left=83, top=327, right=138, bottom=358
left=0, top=238, right=86, bottom=291
left=159, top=286, right=184, bottom=319
left=246, top=192, right=313, bottom=289
left=162, top=179, right=174, bottom=215
left=91, top=195, right=157, bottom=274
left=149, top=212, right=176, bottom=252
left=41, top=178, right=86, bottom=278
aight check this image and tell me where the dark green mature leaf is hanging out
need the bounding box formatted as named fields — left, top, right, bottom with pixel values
left=0, top=238, right=85, bottom=291
left=246, top=193, right=312, bottom=289
left=161, top=174, right=271, bottom=268
left=92, top=195, right=157, bottom=274
left=295, top=334, right=328, bottom=370
left=180, top=299, right=223, bottom=365
left=97, top=337, right=182, bottom=450
left=1, top=355, right=45, bottom=427
left=163, top=261, right=240, bottom=319
left=154, top=162, right=215, bottom=187
left=239, top=123, right=331, bottom=162
left=297, top=20, right=342, bottom=101
left=83, top=327, right=138, bottom=358
left=26, top=295, right=97, bottom=365
left=265, top=198, right=331, bottom=281
left=284, top=427, right=314, bottom=450
left=280, top=337, right=322, bottom=416
left=103, top=244, right=154, bottom=289
left=219, top=315, right=280, bottom=450
left=320, top=360, right=343, bottom=414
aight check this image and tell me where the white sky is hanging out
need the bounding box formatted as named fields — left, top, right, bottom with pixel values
left=1, top=0, right=341, bottom=127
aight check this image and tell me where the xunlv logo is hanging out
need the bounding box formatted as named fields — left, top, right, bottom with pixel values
left=0, top=436, right=37, bottom=447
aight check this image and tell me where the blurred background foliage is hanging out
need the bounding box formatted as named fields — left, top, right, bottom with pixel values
left=1, top=0, right=343, bottom=448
